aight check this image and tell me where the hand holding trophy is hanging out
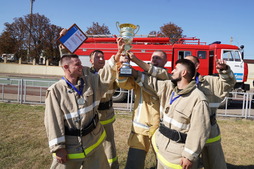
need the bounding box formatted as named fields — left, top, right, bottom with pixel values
left=116, top=22, right=140, bottom=76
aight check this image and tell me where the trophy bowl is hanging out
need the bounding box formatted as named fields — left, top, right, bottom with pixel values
left=116, top=22, right=140, bottom=77
left=116, top=22, right=140, bottom=52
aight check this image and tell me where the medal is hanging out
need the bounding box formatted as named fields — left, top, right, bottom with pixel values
left=77, top=97, right=85, bottom=105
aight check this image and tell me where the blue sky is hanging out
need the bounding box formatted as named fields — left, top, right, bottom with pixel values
left=1, top=0, right=254, bottom=59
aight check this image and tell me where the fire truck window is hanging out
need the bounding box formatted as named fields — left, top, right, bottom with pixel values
left=197, top=51, right=206, bottom=59
left=178, top=51, right=191, bottom=59
left=233, top=51, right=241, bottom=61
left=222, top=51, right=233, bottom=61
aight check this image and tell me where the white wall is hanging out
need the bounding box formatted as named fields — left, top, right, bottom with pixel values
left=0, top=63, right=64, bottom=76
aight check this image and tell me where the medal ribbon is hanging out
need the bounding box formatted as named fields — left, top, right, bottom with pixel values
left=169, top=92, right=181, bottom=105
left=195, top=75, right=199, bottom=85
left=62, top=77, right=84, bottom=96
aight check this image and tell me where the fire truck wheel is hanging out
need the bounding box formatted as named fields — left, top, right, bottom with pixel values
left=113, top=88, right=128, bottom=102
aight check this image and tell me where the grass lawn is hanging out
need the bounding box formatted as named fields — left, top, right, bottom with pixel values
left=0, top=103, right=254, bottom=169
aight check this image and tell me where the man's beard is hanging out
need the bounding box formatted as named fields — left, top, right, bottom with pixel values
left=171, top=77, right=181, bottom=85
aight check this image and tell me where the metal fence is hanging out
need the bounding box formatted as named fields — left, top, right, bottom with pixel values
left=0, top=78, right=134, bottom=111
left=217, top=92, right=254, bottom=119
left=0, top=77, right=253, bottom=118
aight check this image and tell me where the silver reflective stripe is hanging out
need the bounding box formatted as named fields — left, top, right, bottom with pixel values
left=106, top=89, right=114, bottom=94
left=163, top=115, right=190, bottom=130
left=64, top=100, right=100, bottom=120
left=137, top=74, right=145, bottom=86
left=49, top=136, right=65, bottom=147
left=151, top=66, right=158, bottom=76
left=133, top=120, right=150, bottom=130
left=135, top=89, right=143, bottom=122
left=137, top=82, right=143, bottom=86
left=117, top=78, right=127, bottom=83
left=184, top=147, right=199, bottom=158
left=209, top=103, right=221, bottom=108
left=141, top=73, right=145, bottom=83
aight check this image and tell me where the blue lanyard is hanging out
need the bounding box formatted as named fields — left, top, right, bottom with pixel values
left=62, top=77, right=84, bottom=96
left=170, top=92, right=181, bottom=105
left=195, top=75, right=199, bottom=85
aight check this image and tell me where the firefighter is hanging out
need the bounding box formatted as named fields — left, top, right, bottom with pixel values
left=87, top=50, right=119, bottom=169
left=117, top=50, right=169, bottom=169
left=44, top=38, right=123, bottom=169
left=59, top=28, right=119, bottom=168
left=185, top=55, right=236, bottom=169
left=132, top=59, right=211, bottom=169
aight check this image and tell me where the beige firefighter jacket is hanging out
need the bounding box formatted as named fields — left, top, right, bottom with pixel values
left=137, top=73, right=211, bottom=162
left=196, top=66, right=236, bottom=144
left=44, top=56, right=117, bottom=158
left=147, top=65, right=236, bottom=145
left=83, top=66, right=118, bottom=124
left=117, top=72, right=161, bottom=137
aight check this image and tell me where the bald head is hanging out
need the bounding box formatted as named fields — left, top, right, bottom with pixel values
left=185, top=55, right=200, bottom=70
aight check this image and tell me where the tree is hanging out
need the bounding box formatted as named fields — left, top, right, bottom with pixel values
left=149, top=22, right=184, bottom=44
left=0, top=13, right=63, bottom=64
left=86, top=22, right=111, bottom=36
left=0, top=31, right=16, bottom=55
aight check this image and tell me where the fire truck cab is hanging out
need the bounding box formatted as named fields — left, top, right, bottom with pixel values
left=75, top=36, right=249, bottom=101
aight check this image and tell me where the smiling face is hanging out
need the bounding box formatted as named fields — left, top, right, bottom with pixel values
left=151, top=51, right=167, bottom=68
left=90, top=51, right=105, bottom=71
left=67, top=57, right=83, bottom=77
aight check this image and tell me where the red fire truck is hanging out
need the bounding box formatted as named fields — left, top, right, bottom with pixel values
left=75, top=36, right=250, bottom=102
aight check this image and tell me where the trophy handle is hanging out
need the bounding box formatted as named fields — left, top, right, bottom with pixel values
left=116, top=22, right=120, bottom=33
left=134, top=25, right=140, bottom=35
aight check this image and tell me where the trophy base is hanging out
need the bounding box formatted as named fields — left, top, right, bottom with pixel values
left=119, top=68, right=133, bottom=77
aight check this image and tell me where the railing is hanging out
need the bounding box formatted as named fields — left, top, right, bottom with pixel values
left=0, top=78, right=134, bottom=111
left=0, top=77, right=253, bottom=118
left=217, top=92, right=254, bottom=119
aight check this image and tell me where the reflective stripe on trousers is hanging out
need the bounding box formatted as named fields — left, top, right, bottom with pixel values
left=108, top=156, right=118, bottom=164
left=206, top=134, right=221, bottom=144
left=151, top=133, right=182, bottom=169
left=100, top=115, right=116, bottom=125
left=53, top=130, right=106, bottom=159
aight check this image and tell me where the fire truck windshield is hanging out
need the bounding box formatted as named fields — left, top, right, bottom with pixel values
left=222, top=50, right=241, bottom=62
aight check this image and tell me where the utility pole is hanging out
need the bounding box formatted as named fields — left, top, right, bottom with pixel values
left=28, top=0, right=35, bottom=62
left=230, top=37, right=233, bottom=45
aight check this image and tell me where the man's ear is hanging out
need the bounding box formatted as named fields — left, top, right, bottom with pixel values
left=63, top=64, right=69, bottom=70
left=196, top=63, right=200, bottom=70
left=182, top=69, right=188, bottom=77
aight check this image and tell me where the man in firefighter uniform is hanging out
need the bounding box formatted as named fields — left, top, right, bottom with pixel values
left=86, top=49, right=119, bottom=169
left=134, top=59, right=211, bottom=169
left=44, top=38, right=124, bottom=169
left=185, top=55, right=236, bottom=169
left=117, top=50, right=168, bottom=169
left=58, top=29, right=119, bottom=168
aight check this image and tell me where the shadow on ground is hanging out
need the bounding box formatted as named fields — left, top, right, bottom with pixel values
left=148, top=164, right=254, bottom=169
left=227, top=163, right=254, bottom=169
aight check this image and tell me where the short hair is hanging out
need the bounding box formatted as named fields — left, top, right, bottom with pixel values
left=89, top=50, right=104, bottom=59
left=176, top=59, right=196, bottom=79
left=60, top=54, right=79, bottom=66
left=154, top=50, right=167, bottom=60
left=186, top=55, right=200, bottom=64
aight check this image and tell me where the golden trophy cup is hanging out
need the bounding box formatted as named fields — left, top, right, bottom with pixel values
left=116, top=22, right=140, bottom=77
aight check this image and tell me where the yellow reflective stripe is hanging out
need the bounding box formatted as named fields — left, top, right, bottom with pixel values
left=100, top=115, right=116, bottom=125
left=108, top=156, right=118, bottom=164
left=151, top=134, right=182, bottom=169
left=206, top=135, right=221, bottom=144
left=68, top=152, right=85, bottom=159
left=53, top=130, right=107, bottom=160
left=84, top=130, right=106, bottom=155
